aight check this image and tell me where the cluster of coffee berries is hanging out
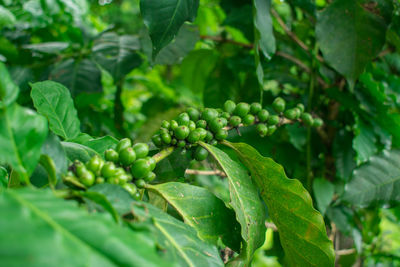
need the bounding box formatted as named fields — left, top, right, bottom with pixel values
left=64, top=138, right=156, bottom=200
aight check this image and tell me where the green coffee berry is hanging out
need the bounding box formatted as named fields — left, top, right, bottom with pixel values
left=161, top=120, right=170, bottom=129
left=215, top=129, right=228, bottom=140
left=195, top=128, right=208, bottom=140
left=187, top=107, right=200, bottom=121
left=170, top=120, right=179, bottom=130
left=171, top=138, right=177, bottom=145
left=257, top=123, right=268, bottom=137
left=224, top=100, right=236, bottom=114
left=174, top=125, right=190, bottom=140
left=118, top=173, right=132, bottom=184
left=187, top=130, right=201, bottom=143
left=205, top=131, right=214, bottom=142
left=188, top=120, right=196, bottom=131
left=86, top=155, right=103, bottom=174
left=268, top=115, right=280, bottom=126
left=123, top=183, right=137, bottom=195
left=250, top=103, right=262, bottom=115
left=209, top=118, right=224, bottom=132
left=243, top=114, right=255, bottom=126
left=210, top=139, right=218, bottom=146
left=257, top=109, right=269, bottom=122
left=221, top=112, right=230, bottom=119
left=267, top=125, right=277, bottom=136
left=284, top=108, right=298, bottom=120
left=119, top=147, right=136, bottom=166
left=131, top=158, right=151, bottom=179
left=75, top=161, right=87, bottom=177
left=105, top=149, right=119, bottom=163
left=233, top=102, right=250, bottom=117
left=146, top=157, right=156, bottom=171
left=80, top=170, right=95, bottom=187
left=116, top=138, right=132, bottom=152
left=202, top=108, right=219, bottom=122
left=301, top=113, right=314, bottom=126
left=152, top=134, right=163, bottom=147
left=177, top=112, right=190, bottom=126
left=132, top=191, right=141, bottom=200
left=144, top=172, right=156, bottom=182
left=194, top=146, right=209, bottom=161
left=133, top=143, right=149, bottom=158
left=272, top=97, right=286, bottom=113
left=101, top=162, right=117, bottom=178
left=293, top=107, right=301, bottom=119
left=161, top=132, right=172, bottom=144
left=297, top=103, right=305, bottom=113
left=229, top=116, right=241, bottom=127
left=135, top=179, right=146, bottom=188
left=95, top=177, right=105, bottom=184
left=177, top=140, right=186, bottom=148
left=196, top=120, right=207, bottom=129
left=313, top=118, right=323, bottom=128
left=108, top=176, right=120, bottom=185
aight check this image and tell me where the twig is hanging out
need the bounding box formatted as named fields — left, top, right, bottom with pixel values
left=265, top=222, right=278, bottom=231
left=336, top=248, right=356, bottom=256
left=152, top=147, right=175, bottom=163
left=185, top=169, right=226, bottom=177
left=200, top=35, right=253, bottom=48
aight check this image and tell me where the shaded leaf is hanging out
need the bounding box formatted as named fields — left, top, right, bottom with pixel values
left=225, top=141, right=335, bottom=267
left=0, top=5, right=15, bottom=28
left=0, top=62, right=19, bottom=109
left=23, top=42, right=69, bottom=54
left=79, top=190, right=120, bottom=223
left=333, top=129, right=356, bottom=181
left=353, top=116, right=378, bottom=164
left=0, top=166, right=8, bottom=192
left=253, top=0, right=275, bottom=60
left=31, top=81, right=80, bottom=140
left=71, top=135, right=118, bottom=156
left=89, top=183, right=135, bottom=215
left=61, top=142, right=98, bottom=163
left=313, top=178, right=334, bottom=216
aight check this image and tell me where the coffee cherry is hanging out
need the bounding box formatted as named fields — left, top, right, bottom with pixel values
left=284, top=108, right=298, bottom=120
left=187, top=130, right=201, bottom=143
left=267, top=125, right=277, bottom=136
left=233, top=102, right=250, bottom=117
left=215, top=129, right=228, bottom=140
left=131, top=158, right=151, bottom=179
left=133, top=143, right=149, bottom=158
left=268, top=115, right=280, bottom=126
left=161, top=132, right=172, bottom=144
left=209, top=118, right=224, bottom=132
left=194, top=146, right=209, bottom=161
left=301, top=113, right=314, bottom=126
left=80, top=170, right=95, bottom=187
left=170, top=120, right=179, bottom=130
left=108, top=177, right=120, bottom=185
left=146, top=157, right=156, bottom=171
left=187, top=108, right=200, bottom=121
left=177, top=140, right=186, bottom=148
left=224, top=100, right=236, bottom=114
left=256, top=123, right=268, bottom=137
left=174, top=125, right=190, bottom=140
left=135, top=179, right=146, bottom=188
left=188, top=120, right=196, bottom=131
left=123, top=183, right=137, bottom=196
left=210, top=139, right=218, bottom=146
left=250, top=103, right=262, bottom=115
left=152, top=134, right=163, bottom=148
left=243, top=114, right=255, bottom=126
left=132, top=192, right=141, bottom=200
left=86, top=155, right=103, bottom=174
left=95, top=177, right=105, bottom=184
left=116, top=138, right=132, bottom=153
left=205, top=131, right=214, bottom=142
left=221, top=112, right=230, bottom=119
left=202, top=108, right=219, bottom=122
left=313, top=118, right=323, bottom=128
left=114, top=167, right=126, bottom=176
left=195, top=128, right=208, bottom=140
left=75, top=161, right=87, bottom=177
left=297, top=103, right=305, bottom=113
left=119, top=147, right=136, bottom=166
left=105, top=149, right=119, bottom=163
left=161, top=120, right=170, bottom=129
left=229, top=116, right=241, bottom=127
left=177, top=112, right=190, bottom=126
left=272, top=97, right=286, bottom=113
left=257, top=109, right=269, bottom=122
left=171, top=138, right=177, bottom=145
left=293, top=107, right=301, bottom=119
left=101, top=162, right=117, bottom=178
left=196, top=120, right=207, bottom=129
left=144, top=172, right=156, bottom=182
left=118, top=173, right=132, bottom=184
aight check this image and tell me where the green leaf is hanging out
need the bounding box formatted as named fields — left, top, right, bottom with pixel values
left=148, top=182, right=242, bottom=251
left=253, top=0, right=275, bottom=60
left=0, top=5, right=15, bottom=28
left=38, top=155, right=57, bottom=187
left=23, top=42, right=69, bottom=54
left=31, top=81, right=80, bottom=140
left=316, top=0, right=392, bottom=87
left=0, top=188, right=172, bottom=267
left=0, top=62, right=19, bottom=109
left=313, top=178, right=334, bottom=216
left=41, top=133, right=68, bottom=180
left=200, top=142, right=266, bottom=265
left=93, top=33, right=142, bottom=81
left=333, top=129, right=356, bottom=181
left=342, top=149, right=400, bottom=207
left=225, top=141, right=335, bottom=267
left=0, top=105, right=48, bottom=183
left=71, top=135, right=118, bottom=156
left=131, top=201, right=224, bottom=267
left=79, top=190, right=120, bottom=223
left=61, top=142, right=98, bottom=163
left=353, top=116, right=378, bottom=164
left=140, top=0, right=199, bottom=56
left=0, top=166, right=9, bottom=191
left=154, top=148, right=192, bottom=181
left=49, top=58, right=102, bottom=96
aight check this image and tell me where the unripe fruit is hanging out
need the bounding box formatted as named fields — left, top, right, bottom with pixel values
left=224, top=100, right=236, bottom=114
left=146, top=157, right=156, bottom=171
left=250, top=103, right=262, bottom=115
left=268, top=115, right=280, bottom=126
left=301, top=113, right=314, bottom=126
left=201, top=108, right=219, bottom=122
left=293, top=107, right=301, bottom=119
left=161, top=132, right=172, bottom=144
left=221, top=112, right=230, bottom=119
left=170, top=120, right=179, bottom=130
left=313, top=118, right=323, bottom=128
left=205, top=131, right=214, bottom=142
left=123, top=183, right=137, bottom=196
left=284, top=108, right=298, bottom=120
left=116, top=138, right=132, bottom=153
left=177, top=112, right=190, bottom=126
left=177, top=140, right=186, bottom=148
left=75, top=161, right=87, bottom=178
left=256, top=124, right=268, bottom=137
left=297, top=103, right=305, bottom=113
left=135, top=179, right=146, bottom=188
left=209, top=118, right=224, bottom=132
left=267, top=125, right=277, bottom=136
left=174, top=126, right=190, bottom=140
left=171, top=138, right=177, bottom=145
left=108, top=177, right=120, bottom=185
left=272, top=97, right=286, bottom=113
left=101, top=162, right=117, bottom=178
left=187, top=108, right=200, bottom=121
left=195, top=128, right=208, bottom=140
left=80, top=170, right=95, bottom=187
left=161, top=120, right=170, bottom=129
left=95, top=177, right=105, bottom=184
left=105, top=149, right=119, bottom=163
left=229, top=116, right=241, bottom=127
left=196, top=120, right=207, bottom=129
left=144, top=172, right=156, bottom=182
left=210, top=139, right=218, bottom=146
left=131, top=158, right=151, bottom=179
left=243, top=114, right=255, bottom=126
left=118, top=173, right=132, bottom=184
left=215, top=129, right=228, bottom=140
left=132, top=192, right=141, bottom=200
left=133, top=143, right=149, bottom=158
left=187, top=130, right=201, bottom=143
left=86, top=155, right=103, bottom=174
left=233, top=102, right=250, bottom=117
left=115, top=167, right=126, bottom=176
left=194, top=146, right=209, bottom=161
left=257, top=109, right=269, bottom=122
left=152, top=134, right=163, bottom=147
left=188, top=120, right=196, bottom=131
left=119, top=147, right=136, bottom=166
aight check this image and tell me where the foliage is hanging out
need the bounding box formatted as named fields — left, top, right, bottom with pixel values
left=1, top=0, right=400, bottom=266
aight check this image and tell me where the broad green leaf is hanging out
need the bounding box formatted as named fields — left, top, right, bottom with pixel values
left=61, top=142, right=98, bottom=163
left=0, top=62, right=19, bottom=109
left=79, top=190, right=120, bottom=223
left=93, top=33, right=142, bottom=81
left=71, top=135, right=118, bottom=156
left=131, top=201, right=224, bottom=267
left=200, top=142, right=266, bottom=265
left=333, top=129, right=356, bottom=181
left=342, top=149, right=400, bottom=207
left=225, top=141, right=335, bottom=267
left=0, top=5, right=15, bottom=28
left=31, top=81, right=80, bottom=140
left=313, top=178, right=334, bottom=216
left=154, top=148, right=192, bottom=181
left=286, top=0, right=315, bottom=15
left=89, top=183, right=135, bottom=215
left=49, top=58, right=102, bottom=96
left=0, top=105, right=48, bottom=183
left=253, top=0, right=275, bottom=60
left=38, top=155, right=57, bottom=187
left=316, top=0, right=392, bottom=87
left=0, top=166, right=8, bottom=192
left=149, top=182, right=242, bottom=251
left=0, top=188, right=172, bottom=267
left=41, top=133, right=68, bottom=180
left=140, top=0, right=199, bottom=56
left=353, top=116, right=378, bottom=164
left=23, top=42, right=69, bottom=54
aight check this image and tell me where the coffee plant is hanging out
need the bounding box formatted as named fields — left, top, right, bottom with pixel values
left=1, top=0, right=400, bottom=266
